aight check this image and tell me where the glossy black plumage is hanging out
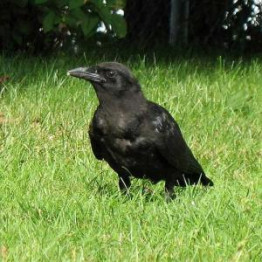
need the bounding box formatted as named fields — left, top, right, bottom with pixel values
left=68, top=62, right=213, bottom=198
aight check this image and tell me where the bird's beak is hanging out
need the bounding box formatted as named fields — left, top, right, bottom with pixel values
left=67, top=67, right=106, bottom=83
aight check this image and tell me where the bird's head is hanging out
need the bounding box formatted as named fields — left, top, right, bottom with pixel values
left=67, top=62, right=141, bottom=98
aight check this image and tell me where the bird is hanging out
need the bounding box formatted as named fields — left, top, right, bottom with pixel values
left=68, top=62, right=213, bottom=199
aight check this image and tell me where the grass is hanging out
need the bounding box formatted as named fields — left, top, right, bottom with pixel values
left=0, top=53, right=261, bottom=261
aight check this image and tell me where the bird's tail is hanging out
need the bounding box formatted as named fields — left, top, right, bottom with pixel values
left=200, top=174, right=214, bottom=186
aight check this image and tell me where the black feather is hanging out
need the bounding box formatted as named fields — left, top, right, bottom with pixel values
left=68, top=62, right=213, bottom=198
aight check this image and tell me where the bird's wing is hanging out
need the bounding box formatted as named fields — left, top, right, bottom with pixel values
left=149, top=102, right=204, bottom=175
left=88, top=122, right=104, bottom=160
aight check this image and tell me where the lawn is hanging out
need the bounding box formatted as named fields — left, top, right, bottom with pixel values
left=0, top=53, right=261, bottom=261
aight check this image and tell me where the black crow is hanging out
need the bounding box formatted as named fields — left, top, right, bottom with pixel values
left=68, top=62, right=213, bottom=199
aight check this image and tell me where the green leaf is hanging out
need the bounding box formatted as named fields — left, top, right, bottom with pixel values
left=91, top=1, right=112, bottom=25
left=71, top=8, right=87, bottom=21
left=34, top=0, right=48, bottom=4
left=106, top=0, right=126, bottom=10
left=110, top=13, right=127, bottom=38
left=43, top=11, right=56, bottom=32
left=87, top=0, right=126, bottom=37
left=64, top=16, right=77, bottom=27
left=54, top=0, right=67, bottom=8
left=69, top=0, right=84, bottom=9
left=81, top=15, right=99, bottom=36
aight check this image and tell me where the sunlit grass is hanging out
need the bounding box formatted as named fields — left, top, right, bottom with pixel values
left=0, top=54, right=261, bottom=261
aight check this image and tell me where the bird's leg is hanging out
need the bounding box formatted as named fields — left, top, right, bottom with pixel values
left=118, top=175, right=131, bottom=195
left=165, top=180, right=176, bottom=201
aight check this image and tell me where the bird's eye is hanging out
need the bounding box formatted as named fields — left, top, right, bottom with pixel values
left=106, top=71, right=116, bottom=78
